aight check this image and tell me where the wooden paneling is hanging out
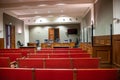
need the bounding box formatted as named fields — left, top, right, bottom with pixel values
left=93, top=36, right=111, bottom=46
left=113, top=35, right=120, bottom=67
left=27, top=43, right=37, bottom=47
left=10, top=25, right=15, bottom=48
left=41, top=42, right=75, bottom=48
left=81, top=35, right=112, bottom=64
left=0, top=38, right=4, bottom=49
left=92, top=46, right=111, bottom=63
left=80, top=43, right=93, bottom=54
left=92, top=36, right=112, bottom=64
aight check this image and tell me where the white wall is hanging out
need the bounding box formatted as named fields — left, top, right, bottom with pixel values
left=29, top=24, right=80, bottom=44
left=24, top=24, right=29, bottom=46
left=0, top=9, right=3, bottom=38
left=113, top=0, right=120, bottom=34
left=94, top=0, right=113, bottom=36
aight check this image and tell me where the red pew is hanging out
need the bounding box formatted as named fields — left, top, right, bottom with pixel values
left=69, top=50, right=87, bottom=53
left=0, top=68, right=33, bottom=80
left=45, top=58, right=72, bottom=69
left=72, top=58, right=100, bottom=68
left=53, top=50, right=69, bottom=53
left=37, top=50, right=53, bottom=53
left=17, top=58, right=44, bottom=68
left=49, top=54, right=70, bottom=58
left=0, top=53, right=22, bottom=61
left=35, top=69, right=73, bottom=80
left=76, top=69, right=118, bottom=80
left=27, top=54, right=49, bottom=58
left=70, top=53, right=91, bottom=58
left=0, top=57, right=10, bottom=67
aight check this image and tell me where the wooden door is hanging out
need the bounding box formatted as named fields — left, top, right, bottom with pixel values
left=49, top=28, right=59, bottom=42
left=49, top=28, right=54, bottom=41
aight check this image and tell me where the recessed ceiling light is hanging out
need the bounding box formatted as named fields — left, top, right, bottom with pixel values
left=61, top=10, right=63, bottom=13
left=35, top=11, right=38, bottom=14
left=38, top=4, right=47, bottom=7
left=56, top=3, right=65, bottom=6
left=48, top=11, right=51, bottom=13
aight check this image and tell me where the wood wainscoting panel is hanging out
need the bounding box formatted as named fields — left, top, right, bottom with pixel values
left=95, top=50, right=110, bottom=63
left=92, top=46, right=111, bottom=64
left=113, top=35, right=120, bottom=67
left=0, top=38, right=4, bottom=49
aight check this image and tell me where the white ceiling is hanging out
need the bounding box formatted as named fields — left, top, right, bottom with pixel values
left=0, top=0, right=96, bottom=24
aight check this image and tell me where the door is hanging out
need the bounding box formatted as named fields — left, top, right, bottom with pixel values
left=49, top=28, right=59, bottom=42
left=5, top=25, right=15, bottom=48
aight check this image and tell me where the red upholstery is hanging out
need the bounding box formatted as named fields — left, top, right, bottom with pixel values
left=76, top=69, right=118, bottom=80
left=35, top=69, right=73, bottom=80
left=20, top=50, right=30, bottom=57
left=0, top=53, right=22, bottom=61
left=53, top=50, right=69, bottom=53
left=0, top=49, right=20, bottom=53
left=0, top=68, right=33, bottom=80
left=28, top=54, right=49, bottom=58
left=41, top=48, right=53, bottom=50
left=45, top=58, right=72, bottom=69
left=49, top=54, right=70, bottom=58
left=37, top=50, right=53, bottom=53
left=70, top=50, right=87, bottom=53
left=70, top=53, right=90, bottom=58
left=0, top=57, right=10, bottom=67
left=17, top=58, right=44, bottom=68
left=0, top=49, right=30, bottom=57
left=72, top=58, right=100, bottom=68
left=0, top=68, right=118, bottom=80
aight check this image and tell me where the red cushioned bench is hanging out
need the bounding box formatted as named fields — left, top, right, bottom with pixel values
left=27, top=54, right=49, bottom=58
left=45, top=58, right=72, bottom=69
left=76, top=69, right=119, bottom=80
left=0, top=57, right=10, bottom=67
left=49, top=54, right=70, bottom=58
left=0, top=68, right=33, bottom=80
left=35, top=69, right=73, bottom=80
left=53, top=50, right=69, bottom=53
left=37, top=50, right=53, bottom=54
left=0, top=53, right=22, bottom=62
left=17, top=58, right=44, bottom=68
left=72, top=58, right=100, bottom=68
left=41, top=48, right=53, bottom=50
left=69, top=50, right=87, bottom=53
left=70, top=53, right=91, bottom=58
left=0, top=68, right=118, bottom=80
left=0, top=49, right=20, bottom=53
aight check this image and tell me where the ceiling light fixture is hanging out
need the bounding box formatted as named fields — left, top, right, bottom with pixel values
left=48, top=11, right=51, bottom=13
left=35, top=11, right=38, bottom=14
left=38, top=4, right=47, bottom=7
left=61, top=10, right=63, bottom=13
left=56, top=3, right=65, bottom=6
